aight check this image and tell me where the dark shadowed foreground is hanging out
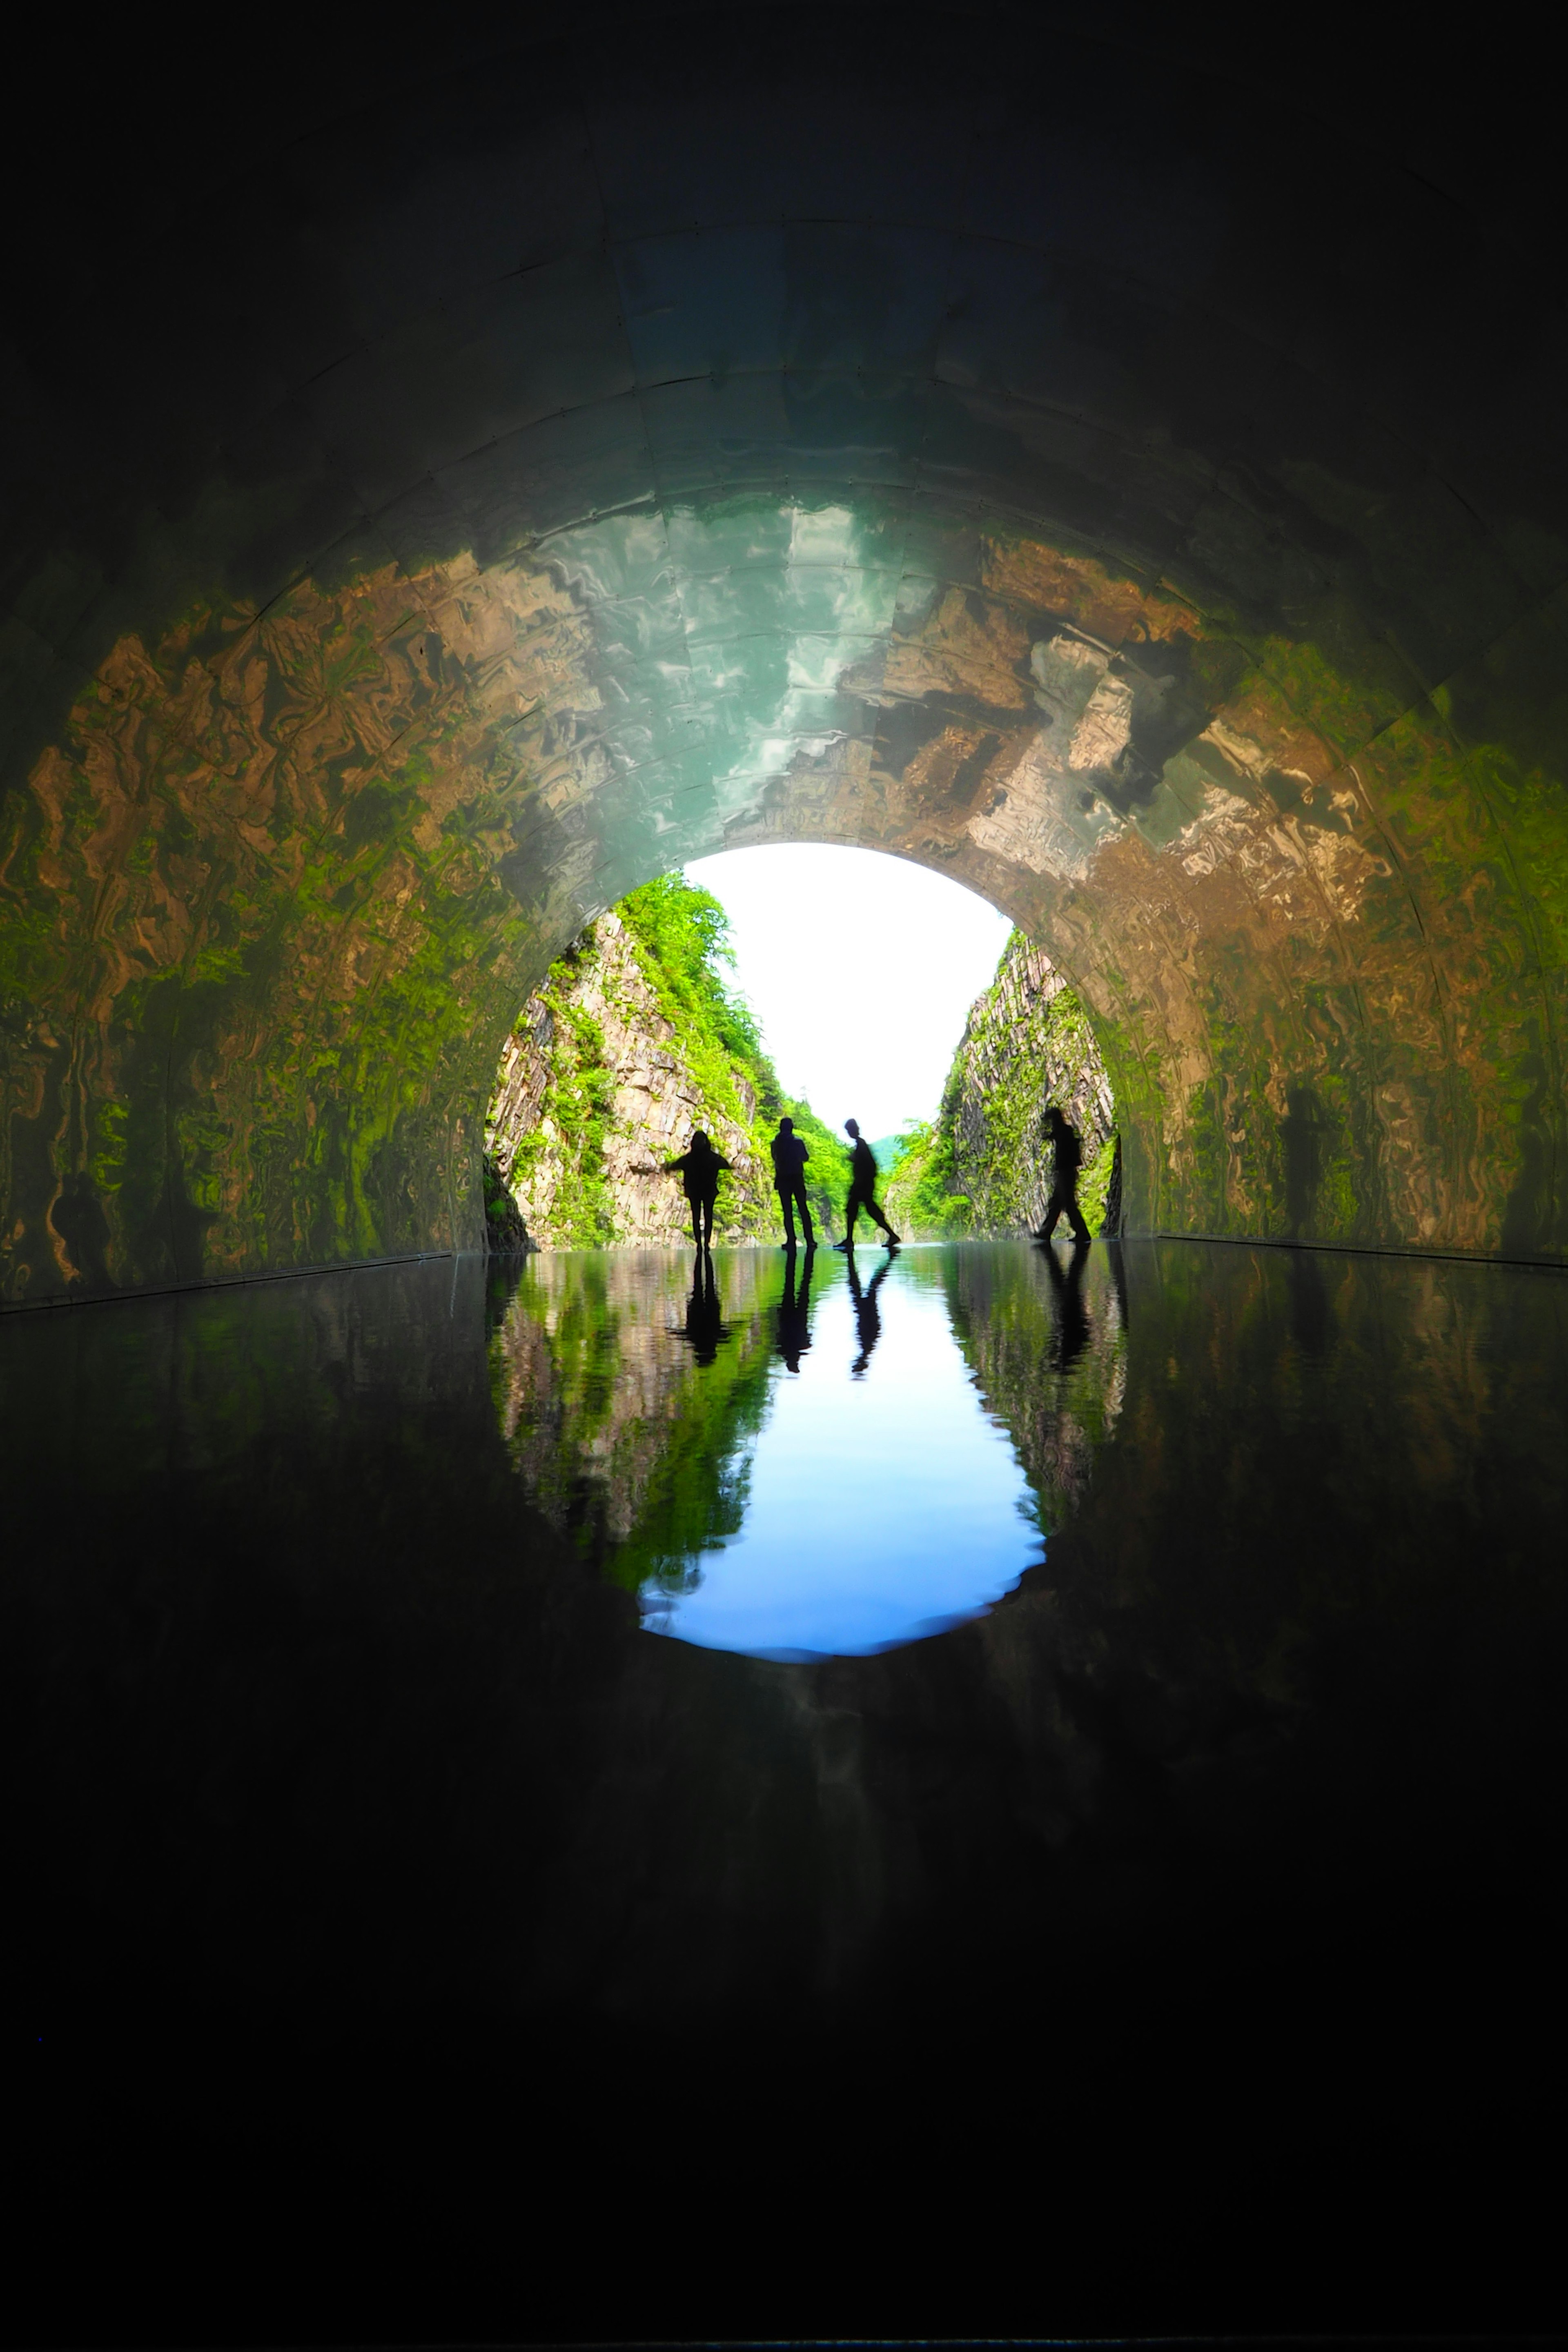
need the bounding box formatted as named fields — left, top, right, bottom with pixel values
left=8, top=1241, right=1564, bottom=2341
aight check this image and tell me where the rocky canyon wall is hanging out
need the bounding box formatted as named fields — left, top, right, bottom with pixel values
left=888, top=935, right=1118, bottom=1237
left=483, top=884, right=845, bottom=1249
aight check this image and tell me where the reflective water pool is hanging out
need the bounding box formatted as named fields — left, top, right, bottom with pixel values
left=492, top=1245, right=1068, bottom=1656
left=7, top=1238, right=1567, bottom=2341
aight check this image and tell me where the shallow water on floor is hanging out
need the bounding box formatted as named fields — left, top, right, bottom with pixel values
left=8, top=1235, right=1567, bottom=2339
left=492, top=1244, right=1061, bottom=1655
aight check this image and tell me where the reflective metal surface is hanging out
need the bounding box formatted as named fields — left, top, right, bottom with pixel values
left=4, top=24, right=1568, bottom=1301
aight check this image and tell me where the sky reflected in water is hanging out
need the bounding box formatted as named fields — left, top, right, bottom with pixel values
left=651, top=1260, right=1038, bottom=1655
left=488, top=1243, right=1116, bottom=1657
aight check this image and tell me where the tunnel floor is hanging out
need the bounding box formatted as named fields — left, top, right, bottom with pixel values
left=9, top=1238, right=1566, bottom=2341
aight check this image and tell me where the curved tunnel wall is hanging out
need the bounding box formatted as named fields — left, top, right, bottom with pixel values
left=4, top=10, right=1568, bottom=1303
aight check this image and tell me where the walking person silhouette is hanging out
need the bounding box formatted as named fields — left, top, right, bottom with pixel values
left=663, top=1129, right=732, bottom=1252
left=1041, top=1230, right=1091, bottom=1371
left=833, top=1118, right=900, bottom=1251
left=845, top=1249, right=893, bottom=1378
left=1034, top=1105, right=1092, bottom=1246
left=770, top=1114, right=814, bottom=1250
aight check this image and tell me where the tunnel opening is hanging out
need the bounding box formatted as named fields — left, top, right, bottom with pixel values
left=8, top=488, right=1561, bottom=1312
left=477, top=842, right=1119, bottom=1254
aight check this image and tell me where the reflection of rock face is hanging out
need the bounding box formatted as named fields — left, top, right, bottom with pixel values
left=942, top=1244, right=1127, bottom=1524
left=490, top=1248, right=775, bottom=1582
left=6, top=503, right=1564, bottom=1307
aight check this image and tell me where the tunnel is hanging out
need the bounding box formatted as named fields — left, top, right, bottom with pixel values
left=6, top=6, right=1568, bottom=1307
left=7, top=9, right=1568, bottom=2343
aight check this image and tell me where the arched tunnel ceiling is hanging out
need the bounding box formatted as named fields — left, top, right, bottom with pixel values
left=4, top=3, right=1568, bottom=1302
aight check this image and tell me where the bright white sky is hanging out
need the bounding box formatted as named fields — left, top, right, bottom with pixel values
left=684, top=844, right=1012, bottom=1140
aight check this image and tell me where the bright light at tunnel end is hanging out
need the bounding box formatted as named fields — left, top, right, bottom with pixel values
left=685, top=843, right=1014, bottom=1143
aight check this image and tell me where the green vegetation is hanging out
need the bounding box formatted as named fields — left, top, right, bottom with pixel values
left=491, top=1250, right=780, bottom=1601
left=493, top=874, right=848, bottom=1243
left=884, top=932, right=1118, bottom=1237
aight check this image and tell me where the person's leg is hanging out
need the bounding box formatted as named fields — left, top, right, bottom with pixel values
left=778, top=1187, right=795, bottom=1247
left=795, top=1180, right=813, bottom=1247
left=689, top=1197, right=702, bottom=1249
left=866, top=1195, right=898, bottom=1240
left=1037, top=1189, right=1063, bottom=1241
left=1066, top=1186, right=1091, bottom=1244
left=701, top=1194, right=715, bottom=1248
left=843, top=1191, right=861, bottom=1245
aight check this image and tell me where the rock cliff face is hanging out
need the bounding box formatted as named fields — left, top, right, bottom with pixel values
left=484, top=882, right=848, bottom=1249
left=486, top=913, right=775, bottom=1247
left=888, top=933, right=1119, bottom=1236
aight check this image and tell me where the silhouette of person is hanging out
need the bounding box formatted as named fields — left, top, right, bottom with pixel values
left=663, top=1129, right=732, bottom=1252
left=1042, top=1234, right=1091, bottom=1372
left=833, top=1118, right=900, bottom=1251
left=845, top=1248, right=892, bottom=1378
left=775, top=1241, right=816, bottom=1371
left=49, top=1177, right=114, bottom=1291
left=1035, top=1105, right=1092, bottom=1246
left=770, top=1115, right=814, bottom=1250
left=1287, top=1245, right=1330, bottom=1357
left=678, top=1251, right=729, bottom=1365
left=1279, top=1084, right=1330, bottom=1241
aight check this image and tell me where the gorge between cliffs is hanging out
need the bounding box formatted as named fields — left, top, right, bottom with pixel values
left=482, top=875, right=1118, bottom=1251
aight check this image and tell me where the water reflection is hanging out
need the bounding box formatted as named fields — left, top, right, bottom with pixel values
left=845, top=1250, right=891, bottom=1378
left=491, top=1245, right=1053, bottom=1655
left=7, top=1238, right=1566, bottom=2141
left=775, top=1243, right=815, bottom=1371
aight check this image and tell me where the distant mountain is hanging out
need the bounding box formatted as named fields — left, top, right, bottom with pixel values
left=868, top=1136, right=902, bottom=1172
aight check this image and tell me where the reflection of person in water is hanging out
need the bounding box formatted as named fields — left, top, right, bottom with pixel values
left=775, top=1241, right=815, bottom=1372
left=663, top=1129, right=733, bottom=1252
left=1042, top=1234, right=1091, bottom=1372
left=679, top=1251, right=730, bottom=1366
left=834, top=1118, right=899, bottom=1251
left=1035, top=1106, right=1092, bottom=1246
left=846, top=1249, right=892, bottom=1378
left=770, top=1115, right=814, bottom=1250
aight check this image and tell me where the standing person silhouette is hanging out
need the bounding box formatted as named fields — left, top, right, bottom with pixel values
left=662, top=1129, right=732, bottom=1252
left=775, top=1241, right=815, bottom=1372
left=1035, top=1105, right=1092, bottom=1246
left=770, top=1114, right=814, bottom=1250
left=833, top=1118, right=900, bottom=1251
left=678, top=1251, right=729, bottom=1365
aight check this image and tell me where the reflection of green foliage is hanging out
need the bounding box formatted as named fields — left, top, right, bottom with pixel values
left=492, top=1252, right=780, bottom=1604
left=611, top=1332, right=776, bottom=1598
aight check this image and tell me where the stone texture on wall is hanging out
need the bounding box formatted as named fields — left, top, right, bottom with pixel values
left=486, top=914, right=777, bottom=1247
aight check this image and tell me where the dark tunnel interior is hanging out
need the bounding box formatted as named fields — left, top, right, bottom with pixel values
left=6, top=5, right=1568, bottom=2340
